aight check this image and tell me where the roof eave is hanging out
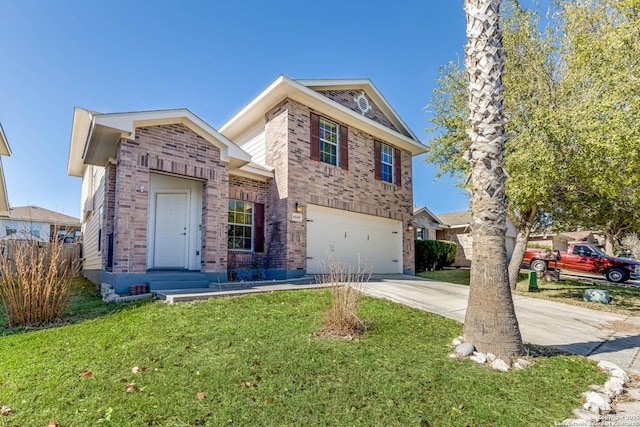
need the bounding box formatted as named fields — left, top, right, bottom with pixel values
left=0, top=123, right=12, bottom=156
left=220, top=76, right=427, bottom=156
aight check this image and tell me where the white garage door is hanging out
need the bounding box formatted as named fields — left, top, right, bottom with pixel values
left=306, top=205, right=402, bottom=275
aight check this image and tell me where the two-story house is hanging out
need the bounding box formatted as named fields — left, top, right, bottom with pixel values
left=67, top=76, right=427, bottom=294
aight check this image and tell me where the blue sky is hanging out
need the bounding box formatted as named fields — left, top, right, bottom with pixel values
left=0, top=0, right=473, bottom=218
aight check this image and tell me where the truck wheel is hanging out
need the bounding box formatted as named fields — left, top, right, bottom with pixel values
left=531, top=259, right=547, bottom=272
left=606, top=268, right=628, bottom=283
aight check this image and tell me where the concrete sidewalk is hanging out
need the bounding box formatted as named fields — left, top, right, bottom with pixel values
left=362, top=275, right=640, bottom=375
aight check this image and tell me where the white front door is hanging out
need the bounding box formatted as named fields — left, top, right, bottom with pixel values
left=153, top=192, right=188, bottom=268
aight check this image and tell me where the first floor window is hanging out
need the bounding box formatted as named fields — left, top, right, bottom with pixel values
left=416, top=227, right=426, bottom=240
left=228, top=200, right=253, bottom=250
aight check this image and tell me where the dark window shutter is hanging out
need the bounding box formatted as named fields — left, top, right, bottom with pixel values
left=310, top=113, right=320, bottom=161
left=339, top=125, right=348, bottom=170
left=394, top=148, right=402, bottom=186
left=374, top=140, right=382, bottom=180
left=253, top=203, right=265, bottom=253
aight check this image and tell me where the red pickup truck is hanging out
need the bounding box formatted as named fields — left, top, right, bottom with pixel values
left=523, top=242, right=640, bottom=283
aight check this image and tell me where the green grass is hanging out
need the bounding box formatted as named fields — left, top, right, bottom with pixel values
left=418, top=269, right=640, bottom=316
left=0, top=285, right=606, bottom=426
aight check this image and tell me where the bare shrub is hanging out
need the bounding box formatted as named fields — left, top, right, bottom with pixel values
left=620, top=233, right=640, bottom=257
left=316, top=255, right=371, bottom=340
left=0, top=229, right=76, bottom=326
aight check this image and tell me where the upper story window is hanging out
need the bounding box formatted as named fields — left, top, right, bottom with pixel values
left=310, top=113, right=349, bottom=170
left=320, top=118, right=338, bottom=166
left=380, top=143, right=394, bottom=183
left=374, top=140, right=401, bottom=186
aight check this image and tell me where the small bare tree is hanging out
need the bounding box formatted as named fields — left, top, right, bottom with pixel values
left=620, top=233, right=640, bottom=258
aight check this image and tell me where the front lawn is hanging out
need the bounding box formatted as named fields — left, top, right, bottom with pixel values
left=0, top=285, right=605, bottom=426
left=418, top=269, right=640, bottom=316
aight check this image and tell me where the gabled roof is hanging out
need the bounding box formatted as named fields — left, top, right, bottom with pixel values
left=0, top=122, right=12, bottom=217
left=413, top=206, right=444, bottom=225
left=0, top=123, right=12, bottom=156
left=219, top=75, right=427, bottom=156
left=436, top=210, right=472, bottom=228
left=67, top=108, right=253, bottom=177
left=8, top=205, right=80, bottom=226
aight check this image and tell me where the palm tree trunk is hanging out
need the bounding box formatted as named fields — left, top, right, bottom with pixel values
left=508, top=205, right=538, bottom=290
left=463, top=0, right=525, bottom=357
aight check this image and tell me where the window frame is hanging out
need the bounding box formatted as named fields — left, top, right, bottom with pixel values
left=228, top=199, right=254, bottom=251
left=319, top=117, right=339, bottom=167
left=380, top=142, right=394, bottom=183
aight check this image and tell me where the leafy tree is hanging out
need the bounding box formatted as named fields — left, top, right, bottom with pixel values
left=426, top=0, right=564, bottom=289
left=462, top=0, right=525, bottom=357
left=553, top=0, right=640, bottom=254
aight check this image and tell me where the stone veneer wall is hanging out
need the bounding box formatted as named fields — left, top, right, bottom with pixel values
left=265, top=98, right=415, bottom=274
left=111, top=124, right=228, bottom=274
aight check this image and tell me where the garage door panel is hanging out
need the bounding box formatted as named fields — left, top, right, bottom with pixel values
left=306, top=205, right=402, bottom=274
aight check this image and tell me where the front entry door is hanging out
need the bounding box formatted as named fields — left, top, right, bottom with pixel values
left=153, top=192, right=188, bottom=268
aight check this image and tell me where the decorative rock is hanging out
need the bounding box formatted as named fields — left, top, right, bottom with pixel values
left=455, top=342, right=475, bottom=357
left=514, top=358, right=532, bottom=370
left=470, top=352, right=487, bottom=364
left=486, top=353, right=497, bottom=362
left=490, top=359, right=510, bottom=372
left=589, top=384, right=615, bottom=399
left=604, top=377, right=625, bottom=395
left=452, top=337, right=463, bottom=346
left=598, top=360, right=622, bottom=372
left=583, top=288, right=611, bottom=304
left=448, top=353, right=458, bottom=358
left=609, top=368, right=630, bottom=383
left=582, top=391, right=611, bottom=413
left=103, top=293, right=119, bottom=303
left=572, top=408, right=600, bottom=421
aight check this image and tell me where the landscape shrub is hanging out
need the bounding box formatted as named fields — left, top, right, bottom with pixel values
left=415, top=240, right=456, bottom=272
left=527, top=242, right=553, bottom=250
left=0, top=231, right=76, bottom=326
left=316, top=255, right=371, bottom=339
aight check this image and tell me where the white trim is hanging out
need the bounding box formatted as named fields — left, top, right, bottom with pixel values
left=219, top=75, right=427, bottom=156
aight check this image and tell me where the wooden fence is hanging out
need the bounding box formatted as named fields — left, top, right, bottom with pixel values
left=0, top=241, right=82, bottom=277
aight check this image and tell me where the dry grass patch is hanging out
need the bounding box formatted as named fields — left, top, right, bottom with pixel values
left=315, top=256, right=371, bottom=340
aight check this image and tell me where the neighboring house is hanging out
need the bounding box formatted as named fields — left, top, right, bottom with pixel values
left=0, top=206, right=81, bottom=242
left=529, top=230, right=598, bottom=251
left=0, top=122, right=12, bottom=217
left=67, top=75, right=427, bottom=293
left=435, top=210, right=517, bottom=267
left=413, top=206, right=446, bottom=240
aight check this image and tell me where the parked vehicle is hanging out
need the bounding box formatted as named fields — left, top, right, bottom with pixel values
left=523, top=242, right=640, bottom=283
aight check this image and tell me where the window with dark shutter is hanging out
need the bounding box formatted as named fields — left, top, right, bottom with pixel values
left=253, top=202, right=265, bottom=252
left=310, top=113, right=320, bottom=161
left=339, top=126, right=348, bottom=170
left=394, top=148, right=401, bottom=186
left=374, top=140, right=382, bottom=180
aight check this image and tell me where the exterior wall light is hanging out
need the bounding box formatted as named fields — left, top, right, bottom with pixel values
left=407, top=223, right=414, bottom=232
left=295, top=202, right=303, bottom=213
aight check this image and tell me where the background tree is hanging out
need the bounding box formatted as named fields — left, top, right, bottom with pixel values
left=462, top=0, right=525, bottom=356
left=553, top=0, right=640, bottom=254
left=426, top=0, right=564, bottom=289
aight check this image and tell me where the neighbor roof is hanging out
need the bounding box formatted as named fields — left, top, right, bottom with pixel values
left=436, top=210, right=472, bottom=228
left=9, top=206, right=80, bottom=226
left=413, top=206, right=444, bottom=225
left=0, top=122, right=12, bottom=217
left=219, top=75, right=427, bottom=156
left=67, top=108, right=254, bottom=177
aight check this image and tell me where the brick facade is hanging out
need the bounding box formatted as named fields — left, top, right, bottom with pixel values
left=317, top=89, right=400, bottom=133
left=264, top=98, right=415, bottom=274
left=109, top=124, right=228, bottom=274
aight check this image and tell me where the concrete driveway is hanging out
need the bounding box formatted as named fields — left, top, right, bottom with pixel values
left=363, top=275, right=640, bottom=375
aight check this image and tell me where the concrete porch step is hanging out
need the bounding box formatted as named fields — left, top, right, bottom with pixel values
left=148, top=280, right=210, bottom=291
